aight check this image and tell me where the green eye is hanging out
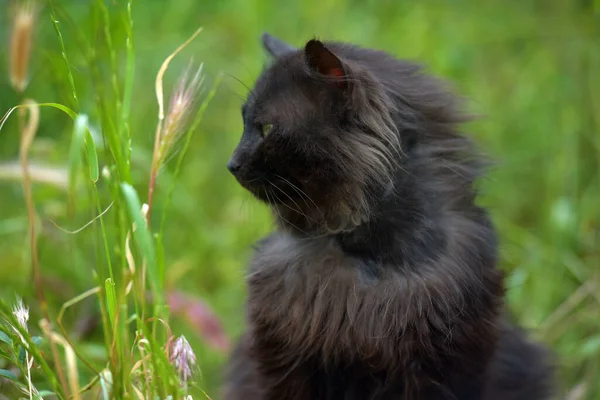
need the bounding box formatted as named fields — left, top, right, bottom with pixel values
left=262, top=123, right=273, bottom=137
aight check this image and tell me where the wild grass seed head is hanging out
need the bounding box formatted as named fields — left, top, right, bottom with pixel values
left=9, top=0, right=36, bottom=93
left=168, top=334, right=197, bottom=385
left=12, top=297, right=29, bottom=331
left=156, top=62, right=204, bottom=169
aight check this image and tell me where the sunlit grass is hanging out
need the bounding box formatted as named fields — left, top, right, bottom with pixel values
left=0, top=1, right=220, bottom=398
left=0, top=0, right=597, bottom=399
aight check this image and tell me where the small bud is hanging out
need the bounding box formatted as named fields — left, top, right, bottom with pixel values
left=168, top=335, right=197, bottom=384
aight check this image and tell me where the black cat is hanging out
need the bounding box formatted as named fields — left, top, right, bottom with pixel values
left=223, top=33, right=554, bottom=400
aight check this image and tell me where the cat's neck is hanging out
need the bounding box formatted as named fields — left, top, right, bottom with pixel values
left=273, top=169, right=490, bottom=269
left=334, top=174, right=448, bottom=266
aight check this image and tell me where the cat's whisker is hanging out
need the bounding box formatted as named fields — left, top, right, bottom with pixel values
left=224, top=72, right=258, bottom=107
left=267, top=180, right=316, bottom=223
left=266, top=188, right=309, bottom=235
left=226, top=73, right=253, bottom=97
left=220, top=79, right=248, bottom=103
left=273, top=174, right=320, bottom=213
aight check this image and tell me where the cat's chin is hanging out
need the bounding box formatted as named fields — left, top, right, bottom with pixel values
left=236, top=175, right=303, bottom=207
left=241, top=184, right=283, bottom=206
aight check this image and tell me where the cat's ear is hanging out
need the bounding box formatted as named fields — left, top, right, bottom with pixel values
left=262, top=33, right=297, bottom=58
left=304, top=39, right=347, bottom=90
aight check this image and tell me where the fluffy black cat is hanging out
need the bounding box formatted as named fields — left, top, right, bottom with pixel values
left=223, top=33, right=553, bottom=400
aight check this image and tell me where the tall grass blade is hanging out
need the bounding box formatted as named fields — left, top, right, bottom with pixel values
left=120, top=183, right=159, bottom=294
left=0, top=368, right=18, bottom=382
left=84, top=131, right=99, bottom=182
left=120, top=0, right=135, bottom=163
left=49, top=0, right=79, bottom=110
left=0, top=329, right=12, bottom=345
left=68, top=114, right=88, bottom=198
left=105, top=278, right=117, bottom=329
left=1, top=103, right=76, bottom=135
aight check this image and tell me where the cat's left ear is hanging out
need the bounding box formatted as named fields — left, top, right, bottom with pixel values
left=304, top=39, right=348, bottom=90
left=262, top=33, right=297, bottom=58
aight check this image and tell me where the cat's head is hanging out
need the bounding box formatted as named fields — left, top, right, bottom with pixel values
left=228, top=33, right=400, bottom=235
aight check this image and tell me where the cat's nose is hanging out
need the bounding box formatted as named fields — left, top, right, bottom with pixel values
left=227, top=159, right=241, bottom=174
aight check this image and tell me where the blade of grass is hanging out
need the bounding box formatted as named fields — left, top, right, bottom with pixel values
left=120, top=0, right=135, bottom=164
left=0, top=368, right=18, bottom=382
left=84, top=131, right=99, bottom=182
left=49, top=0, right=79, bottom=110
left=97, top=0, right=121, bottom=112
left=0, top=330, right=12, bottom=345
left=90, top=186, right=115, bottom=283
left=68, top=114, right=88, bottom=203
left=104, top=279, right=117, bottom=329
left=120, top=183, right=159, bottom=294
left=88, top=0, right=132, bottom=184
left=93, top=281, right=114, bottom=398
left=105, top=278, right=126, bottom=398
left=116, top=303, right=131, bottom=396
left=0, top=102, right=76, bottom=134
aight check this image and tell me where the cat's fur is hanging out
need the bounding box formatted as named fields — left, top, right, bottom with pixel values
left=223, top=33, right=553, bottom=399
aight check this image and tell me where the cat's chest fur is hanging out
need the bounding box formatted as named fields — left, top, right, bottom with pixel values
left=246, top=232, right=365, bottom=327
left=244, top=232, right=412, bottom=364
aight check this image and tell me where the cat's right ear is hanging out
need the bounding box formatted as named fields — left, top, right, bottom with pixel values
left=261, top=33, right=297, bottom=58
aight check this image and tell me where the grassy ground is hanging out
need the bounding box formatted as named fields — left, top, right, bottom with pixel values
left=0, top=0, right=598, bottom=398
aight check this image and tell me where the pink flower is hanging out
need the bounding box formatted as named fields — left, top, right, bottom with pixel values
left=168, top=335, right=197, bottom=384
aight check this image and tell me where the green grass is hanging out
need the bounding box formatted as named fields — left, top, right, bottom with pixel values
left=0, top=0, right=598, bottom=399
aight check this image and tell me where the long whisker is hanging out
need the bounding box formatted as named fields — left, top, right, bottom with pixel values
left=267, top=187, right=333, bottom=240
left=224, top=72, right=252, bottom=95
left=267, top=181, right=316, bottom=222
left=244, top=173, right=268, bottom=184
left=270, top=186, right=319, bottom=227
left=266, top=187, right=309, bottom=235
left=273, top=174, right=320, bottom=212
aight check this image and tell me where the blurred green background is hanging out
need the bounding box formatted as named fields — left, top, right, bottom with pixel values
left=0, top=0, right=598, bottom=398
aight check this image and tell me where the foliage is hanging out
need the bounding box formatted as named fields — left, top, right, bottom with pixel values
left=0, top=0, right=598, bottom=398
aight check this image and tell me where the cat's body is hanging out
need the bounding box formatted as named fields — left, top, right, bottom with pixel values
left=223, top=34, right=553, bottom=399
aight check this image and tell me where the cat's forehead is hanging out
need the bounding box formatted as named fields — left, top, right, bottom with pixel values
left=254, top=55, right=306, bottom=97
left=245, top=55, right=319, bottom=120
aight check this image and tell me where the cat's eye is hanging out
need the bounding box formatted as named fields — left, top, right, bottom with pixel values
left=261, top=124, right=274, bottom=137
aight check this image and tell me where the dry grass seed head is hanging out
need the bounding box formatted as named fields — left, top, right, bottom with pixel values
left=9, top=0, right=36, bottom=93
